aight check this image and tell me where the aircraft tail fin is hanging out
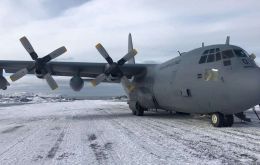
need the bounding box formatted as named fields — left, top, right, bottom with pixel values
left=128, top=33, right=135, bottom=64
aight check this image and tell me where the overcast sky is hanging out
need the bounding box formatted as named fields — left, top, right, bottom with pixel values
left=0, top=0, right=260, bottom=64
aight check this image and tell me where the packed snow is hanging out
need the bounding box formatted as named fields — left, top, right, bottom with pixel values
left=0, top=99, right=260, bottom=165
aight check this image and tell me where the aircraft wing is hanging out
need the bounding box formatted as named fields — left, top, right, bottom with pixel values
left=0, top=60, right=150, bottom=79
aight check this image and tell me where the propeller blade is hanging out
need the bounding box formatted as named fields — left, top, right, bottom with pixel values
left=96, top=43, right=113, bottom=64
left=91, top=73, right=106, bottom=86
left=117, top=49, right=137, bottom=65
left=10, top=68, right=29, bottom=82
left=20, top=36, right=38, bottom=60
left=44, top=73, right=58, bottom=90
left=121, top=76, right=135, bottom=92
left=42, top=46, right=67, bottom=63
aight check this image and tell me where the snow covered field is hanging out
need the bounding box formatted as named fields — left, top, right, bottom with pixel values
left=0, top=100, right=260, bottom=165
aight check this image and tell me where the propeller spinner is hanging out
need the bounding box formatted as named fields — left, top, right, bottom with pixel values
left=91, top=43, right=137, bottom=92
left=10, top=36, right=67, bottom=90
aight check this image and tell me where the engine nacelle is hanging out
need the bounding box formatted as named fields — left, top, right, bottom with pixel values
left=0, top=76, right=10, bottom=90
left=70, top=76, right=84, bottom=91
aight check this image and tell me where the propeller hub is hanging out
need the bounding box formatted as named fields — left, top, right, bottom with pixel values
left=91, top=41, right=137, bottom=91
left=34, top=58, right=48, bottom=78
left=104, top=63, right=123, bottom=78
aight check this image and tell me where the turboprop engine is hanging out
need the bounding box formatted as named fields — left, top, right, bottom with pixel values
left=70, top=76, right=84, bottom=91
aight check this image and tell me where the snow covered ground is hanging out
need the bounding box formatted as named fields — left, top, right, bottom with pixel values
left=0, top=100, right=260, bottom=165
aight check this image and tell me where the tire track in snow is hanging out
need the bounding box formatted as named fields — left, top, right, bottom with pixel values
left=95, top=107, right=189, bottom=163
left=46, top=131, right=65, bottom=159
left=102, top=105, right=260, bottom=164
left=0, top=118, right=55, bottom=161
left=140, top=115, right=260, bottom=163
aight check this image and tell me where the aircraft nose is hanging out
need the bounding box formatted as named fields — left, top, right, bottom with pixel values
left=237, top=69, right=260, bottom=106
left=225, top=68, right=260, bottom=112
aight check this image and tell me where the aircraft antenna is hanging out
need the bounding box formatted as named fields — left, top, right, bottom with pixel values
left=177, top=51, right=181, bottom=56
left=202, top=42, right=204, bottom=47
left=225, top=36, right=230, bottom=45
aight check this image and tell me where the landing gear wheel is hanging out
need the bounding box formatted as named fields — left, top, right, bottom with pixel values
left=211, top=112, right=224, bottom=127
left=136, top=103, right=144, bottom=116
left=224, top=115, right=234, bottom=127
left=132, top=109, right=136, bottom=115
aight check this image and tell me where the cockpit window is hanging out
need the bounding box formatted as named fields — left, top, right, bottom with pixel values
left=216, top=52, right=221, bottom=61
left=203, top=50, right=209, bottom=55
left=222, top=50, right=234, bottom=59
left=199, top=55, right=207, bottom=64
left=207, top=54, right=215, bottom=63
left=234, top=49, right=247, bottom=57
left=209, top=49, right=215, bottom=54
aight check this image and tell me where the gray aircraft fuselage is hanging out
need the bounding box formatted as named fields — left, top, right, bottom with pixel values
left=133, top=44, right=260, bottom=115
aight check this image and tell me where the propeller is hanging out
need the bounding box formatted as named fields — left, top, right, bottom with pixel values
left=10, top=36, right=67, bottom=90
left=91, top=43, right=137, bottom=92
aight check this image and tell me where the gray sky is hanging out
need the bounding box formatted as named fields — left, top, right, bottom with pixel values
left=0, top=0, right=260, bottom=64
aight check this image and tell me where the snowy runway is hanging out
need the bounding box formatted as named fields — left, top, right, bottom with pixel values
left=0, top=100, right=260, bottom=165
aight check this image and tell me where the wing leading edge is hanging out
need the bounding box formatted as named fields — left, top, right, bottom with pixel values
left=0, top=60, right=151, bottom=79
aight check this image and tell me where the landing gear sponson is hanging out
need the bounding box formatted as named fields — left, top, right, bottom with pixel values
left=129, top=101, right=235, bottom=127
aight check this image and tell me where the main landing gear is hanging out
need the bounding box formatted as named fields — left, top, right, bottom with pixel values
left=131, top=102, right=146, bottom=116
left=211, top=112, right=234, bottom=127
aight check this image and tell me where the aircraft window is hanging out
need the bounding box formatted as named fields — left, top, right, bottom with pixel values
left=209, top=49, right=215, bottom=54
left=234, top=49, right=247, bottom=57
left=207, top=54, right=215, bottom=63
left=242, top=59, right=250, bottom=65
left=216, top=48, right=220, bottom=52
left=203, top=50, right=209, bottom=55
left=199, top=55, right=207, bottom=64
left=222, top=50, right=234, bottom=59
left=216, top=52, right=221, bottom=61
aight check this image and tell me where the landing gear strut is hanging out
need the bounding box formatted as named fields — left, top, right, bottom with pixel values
left=211, top=112, right=234, bottom=127
left=134, top=102, right=144, bottom=116
left=130, top=102, right=146, bottom=116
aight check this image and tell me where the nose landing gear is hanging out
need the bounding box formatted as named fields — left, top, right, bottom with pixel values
left=211, top=112, right=234, bottom=127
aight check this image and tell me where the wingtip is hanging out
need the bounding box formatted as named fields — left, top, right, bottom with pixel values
left=62, top=46, right=67, bottom=52
left=95, top=43, right=102, bottom=49
left=20, top=36, right=27, bottom=41
left=91, top=80, right=97, bottom=87
left=9, top=76, right=15, bottom=82
left=133, top=49, right=138, bottom=55
left=52, top=86, right=59, bottom=90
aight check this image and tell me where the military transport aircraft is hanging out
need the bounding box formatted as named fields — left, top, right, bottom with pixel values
left=0, top=34, right=258, bottom=127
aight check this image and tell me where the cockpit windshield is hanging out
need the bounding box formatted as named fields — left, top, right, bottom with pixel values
left=222, top=50, right=234, bottom=59
left=199, top=48, right=249, bottom=64
left=234, top=49, right=247, bottom=57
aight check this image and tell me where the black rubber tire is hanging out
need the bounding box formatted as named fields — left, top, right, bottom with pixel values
left=211, top=112, right=224, bottom=127
left=224, top=115, right=234, bottom=127
left=136, top=103, right=144, bottom=116
left=132, top=109, right=136, bottom=115
left=175, top=111, right=190, bottom=115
